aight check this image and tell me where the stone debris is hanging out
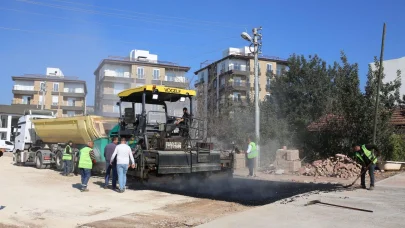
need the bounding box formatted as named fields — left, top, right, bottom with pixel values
left=300, top=154, right=363, bottom=179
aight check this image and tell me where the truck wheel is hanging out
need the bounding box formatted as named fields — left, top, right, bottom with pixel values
left=55, top=152, right=64, bottom=171
left=35, top=154, right=45, bottom=169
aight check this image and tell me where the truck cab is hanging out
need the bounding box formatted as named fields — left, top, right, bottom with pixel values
left=13, top=109, right=56, bottom=152
left=12, top=109, right=56, bottom=168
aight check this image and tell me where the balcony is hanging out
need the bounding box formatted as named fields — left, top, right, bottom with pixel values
left=12, top=85, right=37, bottom=95
left=162, top=80, right=188, bottom=88
left=219, top=65, right=250, bottom=76
left=11, top=99, right=39, bottom=108
left=62, top=113, right=84, bottom=118
left=229, top=82, right=249, bottom=91
left=59, top=102, right=84, bottom=111
left=103, top=93, right=120, bottom=100
left=61, top=88, right=85, bottom=97
left=103, top=73, right=135, bottom=83
left=151, top=79, right=162, bottom=85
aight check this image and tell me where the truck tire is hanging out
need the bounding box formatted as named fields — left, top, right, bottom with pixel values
left=55, top=151, right=64, bottom=171
left=35, top=153, right=45, bottom=169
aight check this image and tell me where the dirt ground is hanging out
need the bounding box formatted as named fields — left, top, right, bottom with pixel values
left=0, top=152, right=402, bottom=228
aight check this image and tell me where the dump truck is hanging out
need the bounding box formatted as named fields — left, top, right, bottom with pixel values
left=113, top=84, right=234, bottom=182
left=12, top=109, right=118, bottom=171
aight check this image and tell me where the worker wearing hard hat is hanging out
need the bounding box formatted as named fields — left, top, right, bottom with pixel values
left=62, top=140, right=74, bottom=176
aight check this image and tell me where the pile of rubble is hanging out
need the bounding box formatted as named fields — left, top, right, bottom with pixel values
left=300, top=154, right=362, bottom=178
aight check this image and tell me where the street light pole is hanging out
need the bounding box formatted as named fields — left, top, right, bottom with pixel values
left=241, top=27, right=262, bottom=168
left=253, top=28, right=261, bottom=167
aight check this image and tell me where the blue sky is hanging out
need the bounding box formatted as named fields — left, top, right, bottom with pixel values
left=1, top=0, right=404, bottom=105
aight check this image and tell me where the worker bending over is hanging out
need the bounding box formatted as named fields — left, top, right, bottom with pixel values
left=352, top=143, right=380, bottom=190
left=78, top=141, right=96, bottom=192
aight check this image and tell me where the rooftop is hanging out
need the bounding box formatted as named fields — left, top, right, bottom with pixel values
left=12, top=74, right=86, bottom=83
left=94, top=56, right=191, bottom=75
left=194, top=53, right=288, bottom=74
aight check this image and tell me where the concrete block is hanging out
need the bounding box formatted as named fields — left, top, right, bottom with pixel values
left=234, top=154, right=246, bottom=169
left=286, top=150, right=300, bottom=161
left=275, top=149, right=288, bottom=160
left=289, top=161, right=301, bottom=172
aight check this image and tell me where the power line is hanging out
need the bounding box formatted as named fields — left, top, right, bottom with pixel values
left=0, top=25, right=239, bottom=56
left=14, top=0, right=246, bottom=30
left=43, top=0, right=250, bottom=28
left=0, top=26, right=187, bottom=47
left=0, top=7, right=235, bottom=38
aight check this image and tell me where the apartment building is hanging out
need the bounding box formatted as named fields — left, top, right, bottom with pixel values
left=11, top=67, right=87, bottom=117
left=93, top=49, right=191, bottom=118
left=194, top=47, right=288, bottom=119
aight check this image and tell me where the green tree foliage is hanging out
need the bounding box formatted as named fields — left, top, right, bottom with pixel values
left=266, top=52, right=402, bottom=161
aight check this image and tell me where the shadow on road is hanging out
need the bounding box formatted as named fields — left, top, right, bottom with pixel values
left=125, top=176, right=343, bottom=206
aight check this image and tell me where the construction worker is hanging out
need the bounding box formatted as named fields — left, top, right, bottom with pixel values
left=246, top=136, right=258, bottom=177
left=62, top=140, right=73, bottom=176
left=104, top=136, right=118, bottom=190
left=352, top=144, right=380, bottom=190
left=110, top=137, right=135, bottom=193
left=78, top=141, right=96, bottom=192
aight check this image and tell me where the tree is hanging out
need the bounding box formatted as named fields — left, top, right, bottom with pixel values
left=268, top=54, right=333, bottom=149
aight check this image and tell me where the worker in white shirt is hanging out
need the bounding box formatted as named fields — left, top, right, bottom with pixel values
left=246, top=136, right=258, bottom=177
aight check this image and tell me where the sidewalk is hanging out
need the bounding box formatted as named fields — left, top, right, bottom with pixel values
left=198, top=172, right=405, bottom=228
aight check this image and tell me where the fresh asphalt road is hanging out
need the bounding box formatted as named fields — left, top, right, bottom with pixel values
left=198, top=172, right=405, bottom=228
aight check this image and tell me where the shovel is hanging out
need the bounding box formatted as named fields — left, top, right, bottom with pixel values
left=344, top=162, right=373, bottom=188
left=305, top=200, right=373, bottom=213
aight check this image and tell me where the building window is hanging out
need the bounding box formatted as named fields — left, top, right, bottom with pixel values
left=22, top=96, right=31, bottom=104
left=153, top=69, right=160, bottom=80
left=166, top=72, right=175, bottom=81
left=67, top=98, right=76, bottom=107
left=52, top=96, right=59, bottom=106
left=213, top=79, right=217, bottom=88
left=137, top=67, right=144, bottom=79
left=116, top=68, right=124, bottom=77
left=0, top=115, right=8, bottom=128
left=220, top=77, right=225, bottom=87
left=234, top=77, right=241, bottom=86
left=233, top=92, right=241, bottom=102
left=67, top=111, right=75, bottom=117
left=267, top=64, right=273, bottom=73
left=234, top=63, right=241, bottom=71
left=221, top=63, right=225, bottom=73
left=276, top=65, right=285, bottom=76
left=53, top=83, right=59, bottom=92
left=114, top=83, right=126, bottom=95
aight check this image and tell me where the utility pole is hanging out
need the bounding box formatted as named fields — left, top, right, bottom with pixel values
left=372, top=23, right=386, bottom=144
left=40, top=81, right=46, bottom=110
left=253, top=28, right=262, bottom=167
left=241, top=27, right=263, bottom=168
